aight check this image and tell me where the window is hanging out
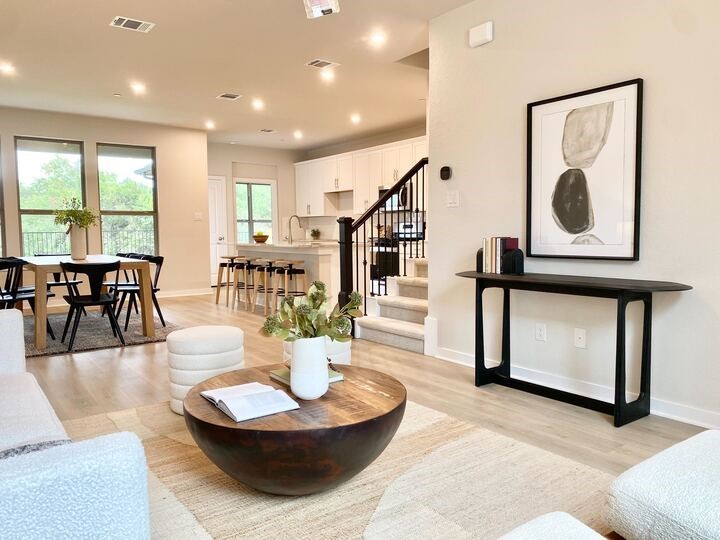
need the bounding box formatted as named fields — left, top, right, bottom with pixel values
left=97, top=144, right=158, bottom=255
left=16, top=137, right=85, bottom=256
left=235, top=181, right=274, bottom=243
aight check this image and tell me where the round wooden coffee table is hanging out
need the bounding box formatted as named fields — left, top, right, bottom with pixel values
left=183, top=364, right=407, bottom=495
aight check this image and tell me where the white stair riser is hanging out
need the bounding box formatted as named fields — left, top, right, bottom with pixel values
left=378, top=304, right=426, bottom=324
left=398, top=283, right=428, bottom=300
left=356, top=327, right=424, bottom=354
left=415, top=264, right=428, bottom=278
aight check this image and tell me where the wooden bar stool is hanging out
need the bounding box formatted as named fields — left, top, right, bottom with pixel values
left=272, top=260, right=307, bottom=312
left=251, top=259, right=277, bottom=315
left=215, top=255, right=240, bottom=306
left=231, top=257, right=257, bottom=311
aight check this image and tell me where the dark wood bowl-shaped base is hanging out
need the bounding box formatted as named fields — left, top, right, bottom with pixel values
left=183, top=365, right=407, bottom=496
left=185, top=403, right=405, bottom=495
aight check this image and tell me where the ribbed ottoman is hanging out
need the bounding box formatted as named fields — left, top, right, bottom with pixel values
left=608, top=429, right=720, bottom=539
left=167, top=325, right=245, bottom=415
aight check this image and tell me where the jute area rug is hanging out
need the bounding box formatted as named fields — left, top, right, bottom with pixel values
left=25, top=312, right=179, bottom=357
left=63, top=401, right=614, bottom=539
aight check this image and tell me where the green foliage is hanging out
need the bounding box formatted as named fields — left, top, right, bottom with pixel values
left=54, top=198, right=98, bottom=230
left=261, top=281, right=363, bottom=342
left=310, top=228, right=321, bottom=240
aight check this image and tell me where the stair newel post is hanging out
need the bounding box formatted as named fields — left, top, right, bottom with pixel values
left=337, top=216, right=354, bottom=309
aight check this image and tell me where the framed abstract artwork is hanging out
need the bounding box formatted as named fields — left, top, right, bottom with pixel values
left=527, top=79, right=643, bottom=260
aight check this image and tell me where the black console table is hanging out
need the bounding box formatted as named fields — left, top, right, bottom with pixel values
left=456, top=271, right=691, bottom=427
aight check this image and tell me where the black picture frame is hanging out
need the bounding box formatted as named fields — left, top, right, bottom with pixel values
left=526, top=79, right=643, bottom=261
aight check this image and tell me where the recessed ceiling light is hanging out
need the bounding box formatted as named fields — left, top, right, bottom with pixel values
left=293, top=130, right=304, bottom=140
left=252, top=98, right=265, bottom=111
left=113, top=93, right=122, bottom=97
left=205, top=120, right=216, bottom=130
left=369, top=31, right=387, bottom=48
left=350, top=113, right=362, bottom=125
left=320, top=68, right=335, bottom=83
left=0, top=62, right=16, bottom=75
left=130, top=81, right=146, bottom=95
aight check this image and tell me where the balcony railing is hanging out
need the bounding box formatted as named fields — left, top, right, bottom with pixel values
left=22, top=230, right=155, bottom=256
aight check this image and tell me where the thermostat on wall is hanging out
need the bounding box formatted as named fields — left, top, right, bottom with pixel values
left=469, top=21, right=493, bottom=48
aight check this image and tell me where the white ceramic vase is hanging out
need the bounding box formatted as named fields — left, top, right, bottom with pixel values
left=290, top=336, right=329, bottom=400
left=69, top=225, right=87, bottom=260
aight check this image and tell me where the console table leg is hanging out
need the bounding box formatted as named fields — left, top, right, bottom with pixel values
left=498, top=289, right=511, bottom=378
left=475, top=284, right=495, bottom=386
left=614, top=294, right=653, bottom=427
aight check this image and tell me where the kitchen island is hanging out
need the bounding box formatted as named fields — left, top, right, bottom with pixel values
left=235, top=242, right=340, bottom=301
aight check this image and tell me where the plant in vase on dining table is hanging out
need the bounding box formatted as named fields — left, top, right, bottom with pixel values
left=53, top=198, right=98, bottom=260
left=261, top=281, right=362, bottom=400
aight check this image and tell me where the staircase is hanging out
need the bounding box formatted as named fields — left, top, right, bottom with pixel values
left=355, top=258, right=427, bottom=353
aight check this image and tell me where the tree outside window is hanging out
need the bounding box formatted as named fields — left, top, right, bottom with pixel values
left=236, top=182, right=273, bottom=243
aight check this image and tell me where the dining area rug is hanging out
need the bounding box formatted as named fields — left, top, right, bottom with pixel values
left=24, top=312, right=179, bottom=357
left=63, top=400, right=614, bottom=539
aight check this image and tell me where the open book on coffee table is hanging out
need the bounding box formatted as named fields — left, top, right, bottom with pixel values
left=200, top=382, right=299, bottom=422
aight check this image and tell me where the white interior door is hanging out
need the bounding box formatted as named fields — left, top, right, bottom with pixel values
left=208, top=176, right=228, bottom=285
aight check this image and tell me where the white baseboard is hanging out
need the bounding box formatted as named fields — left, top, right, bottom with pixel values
left=426, top=319, right=720, bottom=429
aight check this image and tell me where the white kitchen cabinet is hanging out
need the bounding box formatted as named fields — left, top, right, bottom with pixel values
left=336, top=156, right=353, bottom=191
left=413, top=140, right=428, bottom=162
left=295, top=162, right=327, bottom=217
left=353, top=150, right=382, bottom=215
left=382, top=144, right=414, bottom=186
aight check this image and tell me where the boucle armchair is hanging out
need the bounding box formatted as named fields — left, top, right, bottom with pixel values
left=0, top=310, right=150, bottom=539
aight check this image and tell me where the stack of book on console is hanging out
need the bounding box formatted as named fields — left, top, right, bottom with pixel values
left=201, top=382, right=299, bottom=422
left=480, top=237, right=521, bottom=274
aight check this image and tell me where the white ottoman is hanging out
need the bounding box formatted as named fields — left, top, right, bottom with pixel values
left=608, top=430, right=720, bottom=539
left=166, top=325, right=245, bottom=415
left=500, top=512, right=602, bottom=539
left=283, top=337, right=352, bottom=366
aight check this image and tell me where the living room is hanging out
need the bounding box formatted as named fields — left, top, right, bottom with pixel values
left=1, top=0, right=718, bottom=538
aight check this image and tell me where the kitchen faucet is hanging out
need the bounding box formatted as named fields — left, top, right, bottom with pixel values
left=287, top=214, right=302, bottom=245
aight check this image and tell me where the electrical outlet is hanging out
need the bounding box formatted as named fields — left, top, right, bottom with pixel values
left=574, top=328, right=587, bottom=349
left=446, top=190, right=460, bottom=208
left=534, top=323, right=547, bottom=342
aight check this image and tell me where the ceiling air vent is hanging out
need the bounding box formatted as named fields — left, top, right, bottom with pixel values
left=303, top=0, right=340, bottom=19
left=109, top=16, right=156, bottom=33
left=260, top=129, right=277, bottom=134
left=216, top=92, right=242, bottom=101
left=305, top=59, right=340, bottom=70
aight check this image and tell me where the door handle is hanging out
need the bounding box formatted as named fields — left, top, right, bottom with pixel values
left=218, top=235, right=225, bottom=242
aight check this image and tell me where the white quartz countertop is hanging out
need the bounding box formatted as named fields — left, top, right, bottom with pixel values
left=236, top=242, right=338, bottom=255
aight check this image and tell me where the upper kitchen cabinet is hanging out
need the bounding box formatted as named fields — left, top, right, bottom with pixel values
left=381, top=144, right=414, bottom=187
left=353, top=150, right=382, bottom=215
left=295, top=162, right=328, bottom=217
left=319, top=155, right=353, bottom=193
left=413, top=139, right=428, bottom=162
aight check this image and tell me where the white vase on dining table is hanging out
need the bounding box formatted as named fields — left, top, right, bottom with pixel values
left=69, top=225, right=87, bottom=260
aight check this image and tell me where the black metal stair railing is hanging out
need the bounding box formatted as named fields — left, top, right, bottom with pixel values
left=338, top=158, right=428, bottom=313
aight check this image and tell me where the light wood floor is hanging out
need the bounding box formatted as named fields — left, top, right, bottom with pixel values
left=27, top=293, right=702, bottom=476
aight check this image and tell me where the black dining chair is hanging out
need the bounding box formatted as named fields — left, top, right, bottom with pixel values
left=60, top=261, right=124, bottom=352
left=0, top=258, right=25, bottom=309
left=112, top=255, right=166, bottom=331
left=3, top=256, right=57, bottom=340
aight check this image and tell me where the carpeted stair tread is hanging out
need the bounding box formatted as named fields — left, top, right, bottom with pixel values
left=356, top=316, right=424, bottom=340
left=376, top=296, right=428, bottom=313
left=395, top=276, right=428, bottom=288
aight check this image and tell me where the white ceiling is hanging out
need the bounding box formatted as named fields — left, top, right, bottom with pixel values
left=0, top=0, right=471, bottom=149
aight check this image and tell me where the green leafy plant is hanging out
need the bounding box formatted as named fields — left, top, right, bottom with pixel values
left=53, top=198, right=98, bottom=233
left=261, top=281, right=363, bottom=342
left=310, top=228, right=321, bottom=240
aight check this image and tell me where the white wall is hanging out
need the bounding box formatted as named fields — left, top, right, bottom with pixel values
left=428, top=0, right=720, bottom=427
left=207, top=143, right=304, bottom=245
left=0, top=106, right=209, bottom=293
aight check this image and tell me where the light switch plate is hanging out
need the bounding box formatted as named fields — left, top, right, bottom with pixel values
left=193, top=212, right=203, bottom=221
left=535, top=323, right=547, bottom=342
left=446, top=190, right=460, bottom=208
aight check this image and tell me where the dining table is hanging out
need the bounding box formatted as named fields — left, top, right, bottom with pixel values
left=22, top=254, right=156, bottom=350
